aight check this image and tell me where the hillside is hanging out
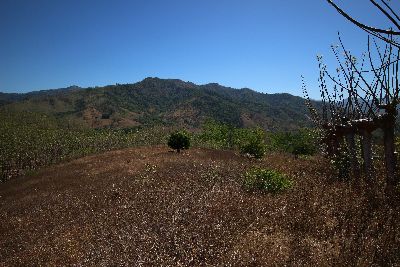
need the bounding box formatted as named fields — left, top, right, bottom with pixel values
left=1, top=146, right=398, bottom=265
left=0, top=78, right=318, bottom=131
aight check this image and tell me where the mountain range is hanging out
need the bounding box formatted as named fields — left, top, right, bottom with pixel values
left=0, top=77, right=318, bottom=131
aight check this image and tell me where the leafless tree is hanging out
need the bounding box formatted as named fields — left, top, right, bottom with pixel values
left=303, top=1, right=400, bottom=191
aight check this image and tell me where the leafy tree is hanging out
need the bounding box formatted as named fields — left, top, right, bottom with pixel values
left=167, top=130, right=191, bottom=153
left=240, top=127, right=267, bottom=159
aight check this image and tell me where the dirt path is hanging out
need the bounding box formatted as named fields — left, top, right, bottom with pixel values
left=0, top=146, right=399, bottom=266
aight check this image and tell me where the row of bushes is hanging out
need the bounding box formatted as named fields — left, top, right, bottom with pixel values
left=168, top=120, right=319, bottom=159
left=167, top=131, right=293, bottom=193
left=1, top=111, right=315, bottom=183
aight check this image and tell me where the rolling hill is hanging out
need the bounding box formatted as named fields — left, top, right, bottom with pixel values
left=1, top=145, right=398, bottom=265
left=0, top=78, right=319, bottom=131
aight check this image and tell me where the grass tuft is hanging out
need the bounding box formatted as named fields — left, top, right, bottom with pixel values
left=243, top=167, right=293, bottom=193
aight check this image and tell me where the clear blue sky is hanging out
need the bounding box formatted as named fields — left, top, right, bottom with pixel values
left=0, top=0, right=397, bottom=98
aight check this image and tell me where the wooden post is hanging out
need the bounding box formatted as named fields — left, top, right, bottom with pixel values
left=378, top=105, right=398, bottom=193
left=360, top=130, right=374, bottom=180
left=383, top=125, right=396, bottom=188
left=346, top=132, right=359, bottom=178
left=331, top=133, right=340, bottom=157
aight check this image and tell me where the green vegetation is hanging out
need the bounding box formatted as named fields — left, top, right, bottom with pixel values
left=267, top=128, right=318, bottom=156
left=196, top=120, right=266, bottom=150
left=240, top=139, right=266, bottom=159
left=167, top=130, right=191, bottom=153
left=0, top=78, right=318, bottom=131
left=0, top=80, right=320, bottom=182
left=195, top=120, right=318, bottom=158
left=0, top=111, right=167, bottom=182
left=0, top=111, right=319, bottom=182
left=195, top=120, right=236, bottom=149
left=239, top=128, right=267, bottom=159
left=243, top=167, right=293, bottom=193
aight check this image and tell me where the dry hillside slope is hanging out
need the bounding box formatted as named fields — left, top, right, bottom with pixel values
left=0, top=78, right=318, bottom=131
left=0, top=146, right=399, bottom=266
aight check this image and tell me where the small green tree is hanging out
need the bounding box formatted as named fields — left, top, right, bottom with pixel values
left=168, top=130, right=191, bottom=153
left=240, top=127, right=267, bottom=159
left=198, top=120, right=236, bottom=149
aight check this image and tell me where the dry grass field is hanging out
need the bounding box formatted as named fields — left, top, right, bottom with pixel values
left=1, top=146, right=399, bottom=266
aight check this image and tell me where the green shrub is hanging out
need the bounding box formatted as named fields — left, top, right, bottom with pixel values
left=196, top=120, right=268, bottom=152
left=240, top=127, right=267, bottom=159
left=167, top=130, right=191, bottom=153
left=196, top=120, right=236, bottom=149
left=243, top=168, right=293, bottom=193
left=240, top=139, right=266, bottom=159
left=267, top=128, right=318, bottom=156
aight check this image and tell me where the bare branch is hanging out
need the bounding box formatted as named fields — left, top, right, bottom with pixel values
left=381, top=0, right=400, bottom=23
left=370, top=0, right=400, bottom=30
left=327, top=0, right=400, bottom=35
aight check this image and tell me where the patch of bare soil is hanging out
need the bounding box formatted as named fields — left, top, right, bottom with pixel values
left=82, top=107, right=112, bottom=128
left=0, top=146, right=399, bottom=266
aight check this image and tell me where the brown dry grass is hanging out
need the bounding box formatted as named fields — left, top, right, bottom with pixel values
left=0, top=146, right=399, bottom=266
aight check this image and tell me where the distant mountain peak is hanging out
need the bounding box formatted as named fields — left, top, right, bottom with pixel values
left=138, top=77, right=197, bottom=89
left=142, top=77, right=161, bottom=82
left=205, top=82, right=221, bottom=86
left=0, top=78, right=320, bottom=131
left=67, top=85, right=81, bottom=89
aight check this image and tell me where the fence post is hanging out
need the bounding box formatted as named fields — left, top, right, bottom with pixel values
left=360, top=130, right=374, bottom=180
left=346, top=132, right=359, bottom=178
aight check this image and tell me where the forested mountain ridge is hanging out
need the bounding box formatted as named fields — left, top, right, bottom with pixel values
left=0, top=78, right=318, bottom=131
